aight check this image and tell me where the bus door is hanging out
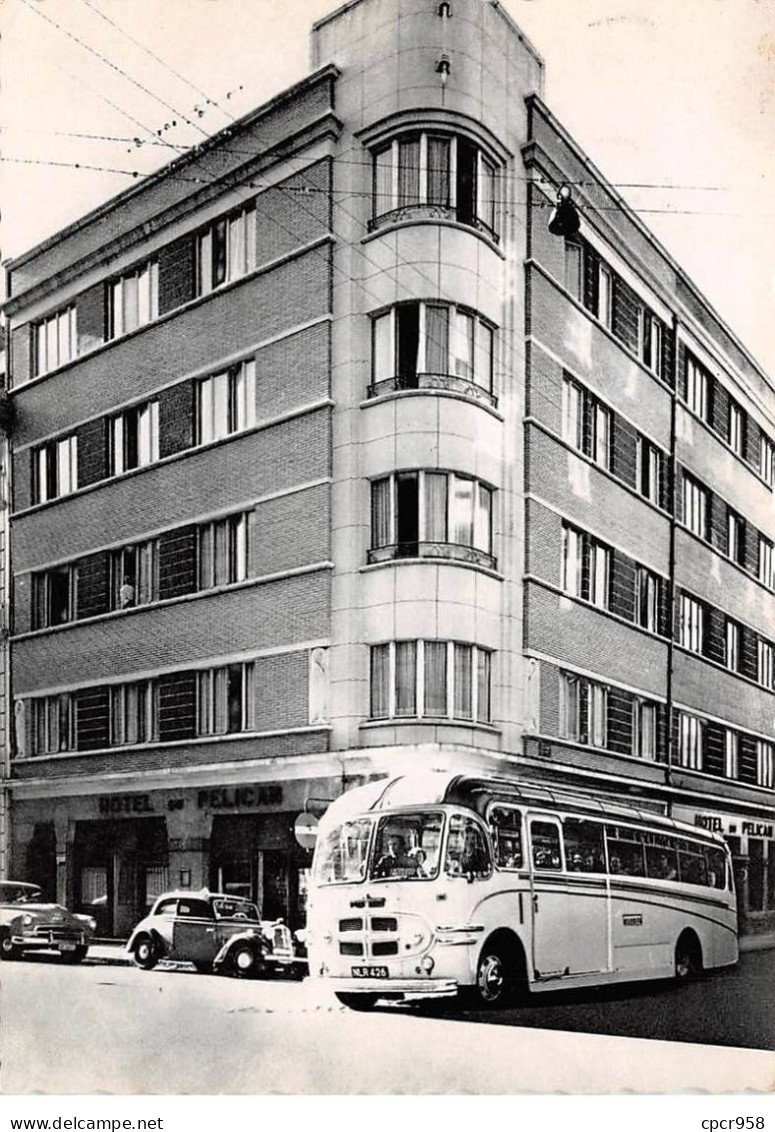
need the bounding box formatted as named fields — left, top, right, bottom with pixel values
left=527, top=813, right=609, bottom=980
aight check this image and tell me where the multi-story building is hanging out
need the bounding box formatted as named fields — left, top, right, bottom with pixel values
left=3, top=0, right=773, bottom=938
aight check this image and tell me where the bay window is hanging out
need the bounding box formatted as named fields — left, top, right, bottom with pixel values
left=370, top=301, right=494, bottom=399
left=371, top=132, right=499, bottom=238
left=107, top=261, right=158, bottom=339
left=369, top=641, right=492, bottom=723
left=369, top=470, right=494, bottom=567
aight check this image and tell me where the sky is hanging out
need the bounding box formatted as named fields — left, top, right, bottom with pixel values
left=1, top=0, right=774, bottom=377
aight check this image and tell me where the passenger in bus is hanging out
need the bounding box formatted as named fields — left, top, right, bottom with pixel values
left=375, top=834, right=420, bottom=878
left=656, top=853, right=678, bottom=881
left=609, top=855, right=622, bottom=874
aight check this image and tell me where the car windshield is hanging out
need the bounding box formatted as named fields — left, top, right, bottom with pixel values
left=369, top=812, right=444, bottom=881
left=212, top=899, right=259, bottom=921
left=314, top=818, right=373, bottom=884
left=0, top=884, right=43, bottom=904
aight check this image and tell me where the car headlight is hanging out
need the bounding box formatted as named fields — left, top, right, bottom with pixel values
left=86, top=917, right=97, bottom=933
left=22, top=914, right=33, bottom=927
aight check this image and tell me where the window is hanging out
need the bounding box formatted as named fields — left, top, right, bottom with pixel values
left=369, top=471, right=494, bottom=566
left=530, top=820, right=562, bottom=871
left=368, top=641, right=492, bottom=723
left=195, top=204, right=257, bottom=296
left=679, top=594, right=704, bottom=654
left=560, top=376, right=610, bottom=470
left=33, top=566, right=77, bottom=629
left=760, top=436, right=774, bottom=487
left=564, top=819, right=605, bottom=872
left=561, top=376, right=584, bottom=450
left=685, top=356, right=710, bottom=421
left=637, top=437, right=663, bottom=505
left=110, top=541, right=157, bottom=610
left=33, top=435, right=78, bottom=504
left=758, top=638, right=774, bottom=689
left=197, top=663, right=255, bottom=735
left=110, top=682, right=156, bottom=745
left=561, top=523, right=609, bottom=609
left=640, top=310, right=663, bottom=376
left=678, top=712, right=703, bottom=770
left=725, top=730, right=739, bottom=779
left=756, top=740, right=775, bottom=788
left=34, top=306, right=77, bottom=377
left=109, top=401, right=159, bottom=476
left=445, top=814, right=491, bottom=877
left=31, top=694, right=74, bottom=755
left=633, top=699, right=657, bottom=760
left=370, top=302, right=494, bottom=395
left=489, top=806, right=523, bottom=869
left=107, top=261, right=158, bottom=339
left=681, top=473, right=708, bottom=539
left=565, top=241, right=583, bottom=301
left=758, top=536, right=774, bottom=589
left=725, top=619, right=740, bottom=672
left=559, top=672, right=607, bottom=748
left=198, top=513, right=248, bottom=589
left=197, top=359, right=255, bottom=445
left=371, top=132, right=499, bottom=238
left=727, top=509, right=745, bottom=566
left=728, top=401, right=744, bottom=456
left=636, top=567, right=660, bottom=633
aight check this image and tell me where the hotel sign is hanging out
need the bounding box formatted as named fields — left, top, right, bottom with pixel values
left=691, top=812, right=773, bottom=839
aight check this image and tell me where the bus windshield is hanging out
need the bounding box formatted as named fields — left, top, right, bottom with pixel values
left=370, top=812, right=444, bottom=880
left=315, top=818, right=373, bottom=884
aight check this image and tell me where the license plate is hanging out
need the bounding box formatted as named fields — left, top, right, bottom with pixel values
left=351, top=965, right=388, bottom=978
left=58, top=942, right=77, bottom=952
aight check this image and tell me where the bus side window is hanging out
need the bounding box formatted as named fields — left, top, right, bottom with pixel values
left=564, top=818, right=605, bottom=872
left=706, top=847, right=727, bottom=890
left=490, top=806, right=523, bottom=869
left=678, top=841, right=708, bottom=886
left=530, top=820, right=562, bottom=871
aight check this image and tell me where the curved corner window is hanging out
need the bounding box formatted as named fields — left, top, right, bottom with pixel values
left=369, top=470, right=494, bottom=569
left=369, top=640, right=492, bottom=723
left=370, top=301, right=495, bottom=405
left=370, top=132, right=498, bottom=240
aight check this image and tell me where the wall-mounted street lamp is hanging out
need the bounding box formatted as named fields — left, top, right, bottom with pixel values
left=548, top=184, right=581, bottom=238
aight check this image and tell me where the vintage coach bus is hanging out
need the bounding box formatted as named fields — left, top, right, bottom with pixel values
left=306, top=772, right=738, bottom=1010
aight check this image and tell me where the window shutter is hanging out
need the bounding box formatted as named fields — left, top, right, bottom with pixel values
left=711, top=380, right=728, bottom=440
left=75, top=417, right=108, bottom=488
left=76, top=283, right=106, bottom=355
left=606, top=688, right=633, bottom=755
left=704, top=722, right=725, bottom=777
left=609, top=549, right=635, bottom=622
left=158, top=380, right=195, bottom=459
left=582, top=243, right=599, bottom=315
left=158, top=235, right=195, bottom=314
left=158, top=525, right=197, bottom=600
left=76, top=687, right=110, bottom=751
left=611, top=277, right=640, bottom=354
left=703, top=607, right=725, bottom=666
left=610, top=416, right=637, bottom=489
left=11, top=324, right=33, bottom=386
left=157, top=671, right=197, bottom=741
left=76, top=552, right=110, bottom=620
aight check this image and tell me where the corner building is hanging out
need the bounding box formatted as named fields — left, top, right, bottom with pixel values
left=4, top=0, right=774, bottom=938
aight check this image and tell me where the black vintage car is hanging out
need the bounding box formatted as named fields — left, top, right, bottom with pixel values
left=126, top=890, right=303, bottom=978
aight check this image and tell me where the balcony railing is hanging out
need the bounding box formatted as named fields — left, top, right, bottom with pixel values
left=367, top=541, right=496, bottom=570
left=367, top=371, right=497, bottom=409
left=367, top=205, right=500, bottom=244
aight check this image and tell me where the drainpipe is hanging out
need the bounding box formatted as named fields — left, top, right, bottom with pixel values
left=665, top=314, right=679, bottom=796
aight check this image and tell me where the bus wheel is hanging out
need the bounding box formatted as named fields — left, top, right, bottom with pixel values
left=335, top=992, right=378, bottom=1011
left=474, top=944, right=510, bottom=1007
left=674, top=932, right=702, bottom=982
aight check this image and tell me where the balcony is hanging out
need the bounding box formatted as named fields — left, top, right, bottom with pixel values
left=367, top=204, right=499, bottom=245
left=367, top=540, right=496, bottom=571
left=367, top=371, right=497, bottom=409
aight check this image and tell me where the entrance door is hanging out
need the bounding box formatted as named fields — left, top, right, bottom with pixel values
left=528, top=814, right=609, bottom=981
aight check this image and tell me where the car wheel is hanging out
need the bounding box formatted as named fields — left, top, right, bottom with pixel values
left=60, top=946, right=88, bottom=964
left=335, top=993, right=378, bottom=1011
left=0, top=932, right=21, bottom=961
left=675, top=932, right=702, bottom=982
left=133, top=935, right=159, bottom=970
left=193, top=961, right=213, bottom=974
left=231, top=942, right=260, bottom=978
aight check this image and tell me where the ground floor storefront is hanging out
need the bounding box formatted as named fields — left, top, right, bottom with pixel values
left=7, top=742, right=775, bottom=939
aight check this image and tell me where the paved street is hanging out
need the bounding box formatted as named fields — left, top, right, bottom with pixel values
left=1, top=951, right=772, bottom=1094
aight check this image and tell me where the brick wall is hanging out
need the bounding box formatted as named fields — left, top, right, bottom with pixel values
left=674, top=650, right=775, bottom=736
left=249, top=482, right=330, bottom=576
left=254, top=651, right=309, bottom=731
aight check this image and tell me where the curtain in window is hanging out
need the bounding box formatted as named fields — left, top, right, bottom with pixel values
left=211, top=371, right=229, bottom=442
left=477, top=650, right=491, bottom=723
left=453, top=310, right=474, bottom=379
left=228, top=212, right=246, bottom=280
left=372, top=313, right=392, bottom=384
left=395, top=641, right=417, bottom=716
left=57, top=438, right=73, bottom=496
left=197, top=230, right=213, bottom=296
left=477, top=155, right=496, bottom=229
left=450, top=476, right=474, bottom=546
left=397, top=138, right=420, bottom=207
left=475, top=322, right=493, bottom=391
left=424, top=473, right=447, bottom=543
left=233, top=515, right=247, bottom=582
left=474, top=485, right=491, bottom=553
left=427, top=136, right=451, bottom=206
left=424, top=641, right=447, bottom=717
left=214, top=520, right=230, bottom=587
left=123, top=272, right=139, bottom=334
left=371, top=479, right=391, bottom=548
left=424, top=304, right=449, bottom=375
left=453, top=644, right=472, bottom=719
left=374, top=147, right=393, bottom=217
left=370, top=644, right=390, bottom=718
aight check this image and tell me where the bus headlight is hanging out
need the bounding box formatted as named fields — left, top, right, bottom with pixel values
left=421, top=955, right=435, bottom=974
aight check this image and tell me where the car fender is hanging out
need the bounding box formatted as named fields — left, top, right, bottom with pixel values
left=213, top=930, right=265, bottom=970
left=126, top=926, right=165, bottom=956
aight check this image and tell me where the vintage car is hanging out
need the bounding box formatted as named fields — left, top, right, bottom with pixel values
left=0, top=881, right=96, bottom=963
left=126, top=890, right=302, bottom=978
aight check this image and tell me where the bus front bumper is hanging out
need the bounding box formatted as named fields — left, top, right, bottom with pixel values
left=329, top=976, right=459, bottom=999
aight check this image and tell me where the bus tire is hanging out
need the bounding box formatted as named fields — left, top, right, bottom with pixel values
left=674, top=931, right=702, bottom=982
left=335, top=992, right=378, bottom=1011
left=470, top=933, right=526, bottom=1009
